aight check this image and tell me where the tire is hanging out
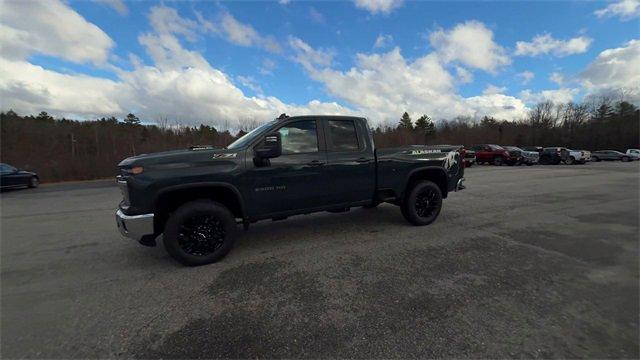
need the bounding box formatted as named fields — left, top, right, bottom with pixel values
left=401, top=180, right=442, bottom=226
left=591, top=156, right=600, bottom=162
left=163, top=200, right=237, bottom=266
left=493, top=157, right=504, bottom=166
left=28, top=176, right=39, bottom=188
left=566, top=156, right=575, bottom=165
left=526, top=163, right=534, bottom=166
left=622, top=156, right=630, bottom=162
left=539, top=156, right=550, bottom=165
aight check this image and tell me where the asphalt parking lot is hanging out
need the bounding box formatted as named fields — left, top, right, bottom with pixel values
left=1, top=161, right=638, bottom=358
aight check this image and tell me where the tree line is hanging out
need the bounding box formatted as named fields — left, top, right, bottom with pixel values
left=0, top=97, right=638, bottom=183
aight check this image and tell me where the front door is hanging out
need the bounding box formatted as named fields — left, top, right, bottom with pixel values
left=247, top=119, right=329, bottom=218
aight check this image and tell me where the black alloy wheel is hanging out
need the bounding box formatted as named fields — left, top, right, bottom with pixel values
left=177, top=214, right=226, bottom=256
left=401, top=180, right=443, bottom=226
left=164, top=200, right=237, bottom=266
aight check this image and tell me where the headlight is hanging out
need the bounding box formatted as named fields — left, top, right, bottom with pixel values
left=122, top=166, right=144, bottom=175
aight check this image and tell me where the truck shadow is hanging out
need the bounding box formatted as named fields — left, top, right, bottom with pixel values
left=230, top=204, right=409, bottom=254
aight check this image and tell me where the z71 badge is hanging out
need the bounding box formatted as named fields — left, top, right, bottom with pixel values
left=213, top=153, right=237, bottom=159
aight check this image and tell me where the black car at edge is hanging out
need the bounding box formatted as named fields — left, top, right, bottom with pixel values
left=0, top=163, right=39, bottom=190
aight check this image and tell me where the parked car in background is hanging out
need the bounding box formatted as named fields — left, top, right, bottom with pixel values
left=591, top=150, right=633, bottom=162
left=503, top=146, right=538, bottom=165
left=565, top=149, right=591, bottom=164
left=471, top=144, right=520, bottom=166
left=539, top=147, right=568, bottom=165
left=0, top=163, right=39, bottom=189
left=625, top=149, right=640, bottom=160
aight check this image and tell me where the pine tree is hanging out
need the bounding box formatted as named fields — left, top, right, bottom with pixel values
left=415, top=114, right=435, bottom=138
left=124, top=113, right=140, bottom=125
left=398, top=112, right=413, bottom=130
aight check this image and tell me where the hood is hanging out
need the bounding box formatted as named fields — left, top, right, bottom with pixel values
left=118, top=147, right=239, bottom=168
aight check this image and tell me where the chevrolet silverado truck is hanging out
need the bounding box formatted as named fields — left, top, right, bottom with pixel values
left=115, top=115, right=465, bottom=265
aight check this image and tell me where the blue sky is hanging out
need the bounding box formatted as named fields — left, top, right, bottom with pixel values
left=1, top=0, right=638, bottom=128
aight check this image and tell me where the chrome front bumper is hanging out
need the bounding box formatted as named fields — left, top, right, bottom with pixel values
left=115, top=209, right=154, bottom=241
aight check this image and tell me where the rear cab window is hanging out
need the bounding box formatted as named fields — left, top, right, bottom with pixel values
left=327, top=120, right=360, bottom=151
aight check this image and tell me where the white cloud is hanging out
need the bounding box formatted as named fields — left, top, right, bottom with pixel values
left=429, top=21, right=510, bottom=73
left=515, top=34, right=592, bottom=57
left=519, top=88, right=578, bottom=104
left=291, top=43, right=528, bottom=123
left=374, top=34, right=393, bottom=48
left=594, top=0, right=640, bottom=20
left=483, top=84, right=507, bottom=95
left=211, top=12, right=282, bottom=53
left=259, top=59, right=278, bottom=75
left=0, top=3, right=354, bottom=128
left=97, top=0, right=128, bottom=16
left=353, top=0, right=403, bottom=14
left=148, top=6, right=198, bottom=42
left=0, top=0, right=114, bottom=64
left=517, top=71, right=535, bottom=85
left=289, top=37, right=335, bottom=71
left=279, top=0, right=291, bottom=4
left=579, top=39, right=640, bottom=102
left=237, top=75, right=263, bottom=95
left=455, top=66, right=474, bottom=84
left=549, top=72, right=564, bottom=86
left=464, top=94, right=529, bottom=120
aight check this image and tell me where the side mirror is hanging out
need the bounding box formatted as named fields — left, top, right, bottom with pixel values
left=254, top=132, right=282, bottom=159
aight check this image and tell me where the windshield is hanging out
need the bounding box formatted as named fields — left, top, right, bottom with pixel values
left=227, top=120, right=277, bottom=149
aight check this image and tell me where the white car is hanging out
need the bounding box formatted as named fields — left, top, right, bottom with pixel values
left=626, top=149, right=640, bottom=160
left=566, top=149, right=590, bottom=164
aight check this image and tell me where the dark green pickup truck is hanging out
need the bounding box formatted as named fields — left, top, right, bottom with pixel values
left=116, top=115, right=465, bottom=265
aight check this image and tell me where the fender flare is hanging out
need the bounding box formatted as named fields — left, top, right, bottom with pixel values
left=154, top=181, right=246, bottom=219
left=403, top=166, right=450, bottom=198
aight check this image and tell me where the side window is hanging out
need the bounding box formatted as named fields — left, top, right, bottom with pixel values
left=278, top=120, right=318, bottom=154
left=328, top=120, right=359, bottom=151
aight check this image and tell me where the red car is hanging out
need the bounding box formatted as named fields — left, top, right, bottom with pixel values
left=470, top=144, right=521, bottom=166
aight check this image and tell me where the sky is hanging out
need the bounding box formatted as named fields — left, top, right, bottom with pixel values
left=0, top=0, right=638, bottom=129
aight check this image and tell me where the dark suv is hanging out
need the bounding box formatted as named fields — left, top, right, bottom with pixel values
left=539, top=147, right=569, bottom=165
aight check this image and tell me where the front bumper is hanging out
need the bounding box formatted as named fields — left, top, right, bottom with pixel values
left=115, top=209, right=154, bottom=241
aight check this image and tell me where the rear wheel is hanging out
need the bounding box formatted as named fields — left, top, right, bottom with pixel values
left=622, top=156, right=630, bottom=162
left=493, top=157, right=504, bottom=166
left=28, top=176, right=39, bottom=188
left=592, top=156, right=600, bottom=162
left=163, top=200, right=237, bottom=266
left=566, top=156, right=575, bottom=165
left=401, top=181, right=442, bottom=226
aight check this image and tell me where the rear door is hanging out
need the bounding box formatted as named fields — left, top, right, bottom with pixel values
left=323, top=118, right=376, bottom=205
left=247, top=119, right=330, bottom=217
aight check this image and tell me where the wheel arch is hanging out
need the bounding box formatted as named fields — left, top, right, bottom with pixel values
left=153, top=182, right=245, bottom=234
left=404, top=167, right=449, bottom=200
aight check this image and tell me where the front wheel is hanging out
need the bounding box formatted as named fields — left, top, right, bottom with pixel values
left=401, top=181, right=442, bottom=226
left=592, top=156, right=600, bottom=162
left=622, top=156, right=630, bottom=162
left=493, top=157, right=504, bottom=166
left=163, top=200, right=237, bottom=266
left=566, top=156, right=575, bottom=165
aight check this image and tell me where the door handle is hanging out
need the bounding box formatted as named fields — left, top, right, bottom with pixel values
left=356, top=157, right=372, bottom=163
left=307, top=160, right=325, bottom=166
